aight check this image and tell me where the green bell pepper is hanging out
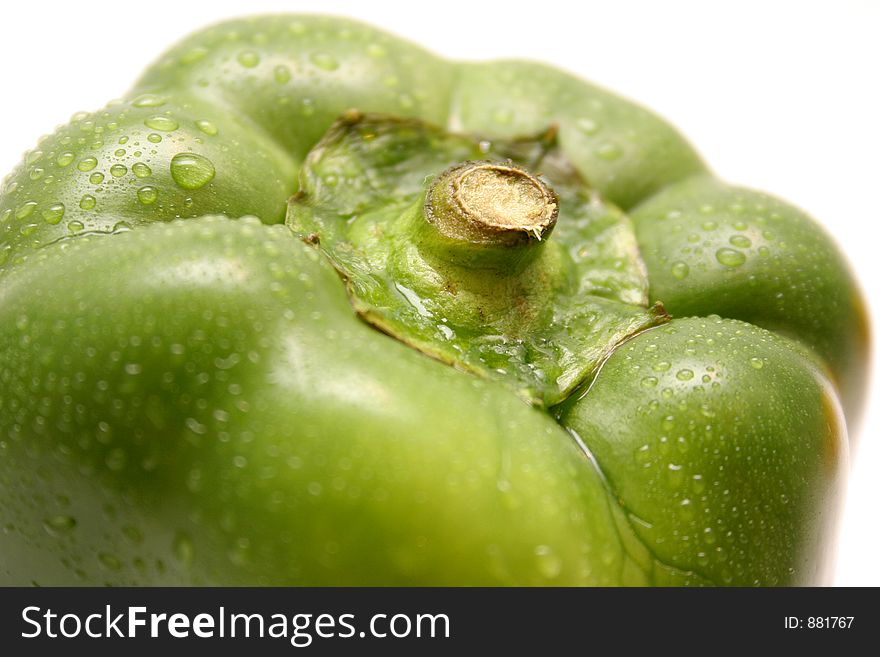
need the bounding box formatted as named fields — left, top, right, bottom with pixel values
left=0, top=15, right=867, bottom=586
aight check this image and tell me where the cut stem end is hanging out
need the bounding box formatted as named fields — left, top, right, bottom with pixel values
left=422, top=161, right=558, bottom=268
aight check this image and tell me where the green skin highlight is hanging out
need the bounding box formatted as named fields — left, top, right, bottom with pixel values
left=0, top=15, right=866, bottom=585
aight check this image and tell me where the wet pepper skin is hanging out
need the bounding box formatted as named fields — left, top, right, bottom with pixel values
left=0, top=15, right=866, bottom=586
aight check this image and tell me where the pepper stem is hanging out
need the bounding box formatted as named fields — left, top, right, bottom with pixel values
left=419, top=161, right=558, bottom=269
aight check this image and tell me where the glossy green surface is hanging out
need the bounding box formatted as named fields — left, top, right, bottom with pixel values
left=556, top=317, right=846, bottom=585
left=0, top=218, right=642, bottom=585
left=630, top=175, right=868, bottom=418
left=0, top=14, right=866, bottom=585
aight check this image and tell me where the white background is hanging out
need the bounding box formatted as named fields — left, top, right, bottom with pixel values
left=1, top=0, right=877, bottom=585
